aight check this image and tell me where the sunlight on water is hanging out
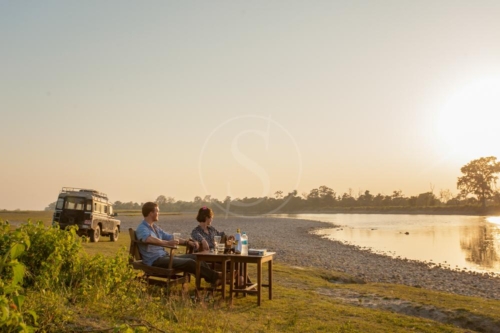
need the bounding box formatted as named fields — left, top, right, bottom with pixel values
left=273, top=214, right=500, bottom=274
left=486, top=216, right=500, bottom=225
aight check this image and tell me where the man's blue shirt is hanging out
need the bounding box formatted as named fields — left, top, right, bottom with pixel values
left=135, top=220, right=173, bottom=266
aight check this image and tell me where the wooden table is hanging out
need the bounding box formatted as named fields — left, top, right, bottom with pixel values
left=229, top=252, right=275, bottom=306
left=194, top=251, right=230, bottom=299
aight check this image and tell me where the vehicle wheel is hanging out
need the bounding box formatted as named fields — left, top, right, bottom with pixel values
left=90, top=225, right=101, bottom=243
left=110, top=226, right=119, bottom=242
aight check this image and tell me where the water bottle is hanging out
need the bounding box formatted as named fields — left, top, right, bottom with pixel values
left=241, top=232, right=248, bottom=256
left=234, top=228, right=242, bottom=254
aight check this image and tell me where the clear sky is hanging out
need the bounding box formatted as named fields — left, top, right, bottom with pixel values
left=2, top=1, right=500, bottom=210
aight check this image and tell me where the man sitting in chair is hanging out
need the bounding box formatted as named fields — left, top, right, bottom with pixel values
left=136, top=202, right=221, bottom=286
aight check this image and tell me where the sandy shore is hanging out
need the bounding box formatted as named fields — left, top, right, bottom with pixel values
left=122, top=214, right=500, bottom=300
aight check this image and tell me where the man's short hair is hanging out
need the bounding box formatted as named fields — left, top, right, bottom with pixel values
left=142, top=202, right=158, bottom=217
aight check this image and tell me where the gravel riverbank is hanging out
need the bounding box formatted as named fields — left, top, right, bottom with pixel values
left=122, top=214, right=500, bottom=300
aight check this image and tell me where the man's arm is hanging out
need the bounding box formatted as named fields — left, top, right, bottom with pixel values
left=136, top=224, right=178, bottom=247
left=144, top=235, right=179, bottom=247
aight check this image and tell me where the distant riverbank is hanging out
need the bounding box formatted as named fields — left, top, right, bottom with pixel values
left=283, top=205, right=500, bottom=216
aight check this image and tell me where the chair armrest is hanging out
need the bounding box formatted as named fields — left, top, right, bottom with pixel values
left=134, top=239, right=178, bottom=250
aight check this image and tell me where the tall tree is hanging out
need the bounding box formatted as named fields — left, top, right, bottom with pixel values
left=457, top=156, right=500, bottom=208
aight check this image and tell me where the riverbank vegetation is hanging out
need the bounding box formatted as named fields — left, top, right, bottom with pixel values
left=34, top=156, right=500, bottom=216
left=2, top=218, right=500, bottom=332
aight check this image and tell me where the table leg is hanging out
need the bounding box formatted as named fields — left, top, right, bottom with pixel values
left=268, top=260, right=273, bottom=300
left=229, top=260, right=235, bottom=303
left=257, top=261, right=262, bottom=306
left=195, top=260, right=201, bottom=297
left=237, top=262, right=244, bottom=297
left=221, top=260, right=226, bottom=299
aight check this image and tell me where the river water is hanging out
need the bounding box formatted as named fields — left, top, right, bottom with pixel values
left=273, top=214, right=500, bottom=274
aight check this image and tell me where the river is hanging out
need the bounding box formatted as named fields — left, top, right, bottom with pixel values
left=272, top=213, right=500, bottom=274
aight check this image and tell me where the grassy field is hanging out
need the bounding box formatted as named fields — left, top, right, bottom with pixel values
left=4, top=211, right=500, bottom=332
left=80, top=236, right=500, bottom=332
left=0, top=210, right=53, bottom=224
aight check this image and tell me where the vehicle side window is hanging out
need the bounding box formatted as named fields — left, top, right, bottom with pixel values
left=56, top=198, right=64, bottom=209
left=86, top=201, right=92, bottom=211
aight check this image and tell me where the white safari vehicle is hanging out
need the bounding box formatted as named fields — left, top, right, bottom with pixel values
left=52, top=187, right=120, bottom=242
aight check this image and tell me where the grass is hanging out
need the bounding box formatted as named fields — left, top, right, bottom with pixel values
left=6, top=212, right=500, bottom=332
left=72, top=237, right=500, bottom=332
left=0, top=210, right=53, bottom=223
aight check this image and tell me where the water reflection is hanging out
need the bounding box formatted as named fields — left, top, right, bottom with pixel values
left=272, top=213, right=500, bottom=274
left=460, top=221, right=500, bottom=268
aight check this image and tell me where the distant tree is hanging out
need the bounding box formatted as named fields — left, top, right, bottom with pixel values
left=203, top=195, right=212, bottom=203
left=416, top=192, right=437, bottom=206
left=339, top=192, right=356, bottom=207
left=408, top=196, right=418, bottom=207
left=439, top=189, right=453, bottom=204
left=391, top=190, right=407, bottom=206
left=318, top=186, right=335, bottom=199
left=274, top=191, right=283, bottom=199
left=357, top=190, right=373, bottom=206
left=373, top=193, right=384, bottom=206
left=45, top=201, right=56, bottom=211
left=194, top=196, right=202, bottom=204
left=307, top=188, right=320, bottom=199
left=318, top=185, right=336, bottom=207
left=392, top=190, right=403, bottom=199
left=155, top=195, right=167, bottom=205
left=457, top=156, right=500, bottom=208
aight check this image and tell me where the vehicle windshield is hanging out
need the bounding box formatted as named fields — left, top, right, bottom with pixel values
left=64, top=197, right=86, bottom=211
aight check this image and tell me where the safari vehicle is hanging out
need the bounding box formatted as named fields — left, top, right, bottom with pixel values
left=52, top=187, right=120, bottom=242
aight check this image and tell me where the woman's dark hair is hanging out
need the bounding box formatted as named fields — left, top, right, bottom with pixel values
left=142, top=202, right=158, bottom=217
left=196, top=206, right=214, bottom=222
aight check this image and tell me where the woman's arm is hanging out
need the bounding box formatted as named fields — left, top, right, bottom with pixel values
left=191, top=229, right=210, bottom=251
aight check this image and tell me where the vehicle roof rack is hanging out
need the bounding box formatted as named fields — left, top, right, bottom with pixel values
left=61, top=187, right=109, bottom=200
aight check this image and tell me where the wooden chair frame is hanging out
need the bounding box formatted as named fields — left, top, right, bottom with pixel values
left=128, top=228, right=190, bottom=290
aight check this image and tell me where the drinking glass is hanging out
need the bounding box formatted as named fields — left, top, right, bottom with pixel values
left=173, top=233, right=181, bottom=240
left=217, top=242, right=225, bottom=253
left=213, top=236, right=221, bottom=253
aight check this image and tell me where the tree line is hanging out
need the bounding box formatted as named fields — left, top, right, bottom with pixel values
left=47, top=156, right=500, bottom=214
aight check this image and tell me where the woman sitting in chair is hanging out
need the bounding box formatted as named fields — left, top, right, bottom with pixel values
left=190, top=206, right=233, bottom=251
left=191, top=206, right=252, bottom=287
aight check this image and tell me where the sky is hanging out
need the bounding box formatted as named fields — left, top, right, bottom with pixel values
left=2, top=1, right=500, bottom=210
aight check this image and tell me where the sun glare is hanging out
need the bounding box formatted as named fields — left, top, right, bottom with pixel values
left=436, top=77, right=500, bottom=159
left=486, top=216, right=500, bottom=226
